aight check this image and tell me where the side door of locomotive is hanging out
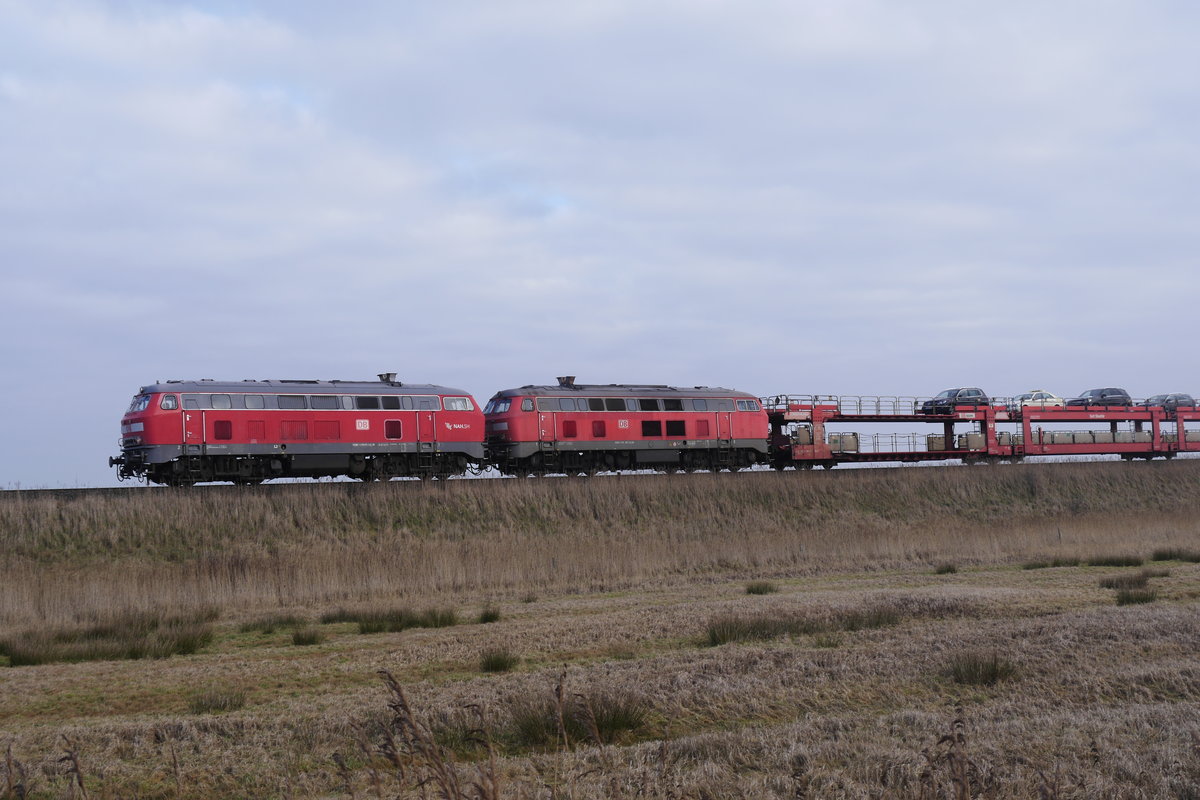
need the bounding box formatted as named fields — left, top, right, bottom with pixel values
left=538, top=398, right=556, bottom=444
left=181, top=395, right=205, bottom=455
left=416, top=395, right=438, bottom=453
left=716, top=399, right=734, bottom=443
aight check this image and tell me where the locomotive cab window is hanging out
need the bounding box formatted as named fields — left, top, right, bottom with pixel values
left=692, top=399, right=708, bottom=411
left=355, top=396, right=381, bottom=410
left=521, top=398, right=534, bottom=412
left=417, top=396, right=439, bottom=410
left=444, top=397, right=474, bottom=411
left=159, top=395, right=178, bottom=410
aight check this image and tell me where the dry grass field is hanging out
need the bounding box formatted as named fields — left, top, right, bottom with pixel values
left=2, top=461, right=1200, bottom=798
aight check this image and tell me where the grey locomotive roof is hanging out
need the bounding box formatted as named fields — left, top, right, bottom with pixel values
left=492, top=384, right=754, bottom=399
left=138, top=379, right=470, bottom=395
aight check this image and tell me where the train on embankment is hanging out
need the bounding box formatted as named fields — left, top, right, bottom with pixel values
left=109, top=375, right=1200, bottom=485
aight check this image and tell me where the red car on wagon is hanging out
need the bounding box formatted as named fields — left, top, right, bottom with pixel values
left=483, top=377, right=769, bottom=475
left=110, top=373, right=485, bottom=485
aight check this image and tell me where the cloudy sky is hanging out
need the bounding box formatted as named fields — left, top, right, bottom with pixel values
left=3, top=1, right=1198, bottom=487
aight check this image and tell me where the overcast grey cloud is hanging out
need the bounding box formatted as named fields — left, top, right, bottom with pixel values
left=2, top=0, right=1199, bottom=487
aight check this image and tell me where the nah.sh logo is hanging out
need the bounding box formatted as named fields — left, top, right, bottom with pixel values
left=444, top=422, right=471, bottom=430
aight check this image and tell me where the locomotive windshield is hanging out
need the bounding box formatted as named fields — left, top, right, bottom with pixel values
left=127, top=394, right=151, bottom=413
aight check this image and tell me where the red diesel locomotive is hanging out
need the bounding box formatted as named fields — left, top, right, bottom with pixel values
left=110, top=375, right=770, bottom=484
left=110, top=374, right=485, bottom=485
left=483, top=377, right=769, bottom=475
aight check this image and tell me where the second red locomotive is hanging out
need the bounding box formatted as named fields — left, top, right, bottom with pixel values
left=483, top=377, right=769, bottom=475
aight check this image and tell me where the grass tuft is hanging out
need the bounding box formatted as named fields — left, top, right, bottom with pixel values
left=188, top=687, right=246, bottom=714
left=0, top=609, right=215, bottom=667
left=1151, top=547, right=1200, bottom=563
left=291, top=627, right=324, bottom=646
left=1086, top=554, right=1144, bottom=568
left=479, top=647, right=519, bottom=673
left=477, top=605, right=502, bottom=624
left=1116, top=588, right=1158, bottom=605
left=239, top=614, right=308, bottom=634
left=840, top=604, right=901, bottom=631
left=933, top=563, right=957, bottom=575
left=706, top=613, right=816, bottom=646
left=1099, top=568, right=1169, bottom=590
left=745, top=581, right=779, bottom=595
left=503, top=687, right=647, bottom=749
left=706, top=601, right=902, bottom=646
left=576, top=690, right=650, bottom=745
left=947, top=651, right=1017, bottom=685
left=320, top=606, right=459, bottom=634
left=1098, top=572, right=1149, bottom=590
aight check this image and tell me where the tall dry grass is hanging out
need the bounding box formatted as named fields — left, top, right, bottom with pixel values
left=3, top=462, right=1200, bottom=627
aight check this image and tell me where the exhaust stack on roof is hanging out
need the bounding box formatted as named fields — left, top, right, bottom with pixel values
left=378, top=372, right=398, bottom=384
left=556, top=376, right=576, bottom=387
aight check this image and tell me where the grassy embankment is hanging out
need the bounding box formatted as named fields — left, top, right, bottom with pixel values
left=1, top=461, right=1199, bottom=797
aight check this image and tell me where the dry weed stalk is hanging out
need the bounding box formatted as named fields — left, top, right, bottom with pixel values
left=377, top=669, right=501, bottom=800
left=918, top=711, right=989, bottom=800
left=57, top=736, right=88, bottom=800
left=3, top=741, right=30, bottom=800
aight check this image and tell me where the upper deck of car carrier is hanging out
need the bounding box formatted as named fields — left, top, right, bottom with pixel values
left=762, top=395, right=1200, bottom=468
